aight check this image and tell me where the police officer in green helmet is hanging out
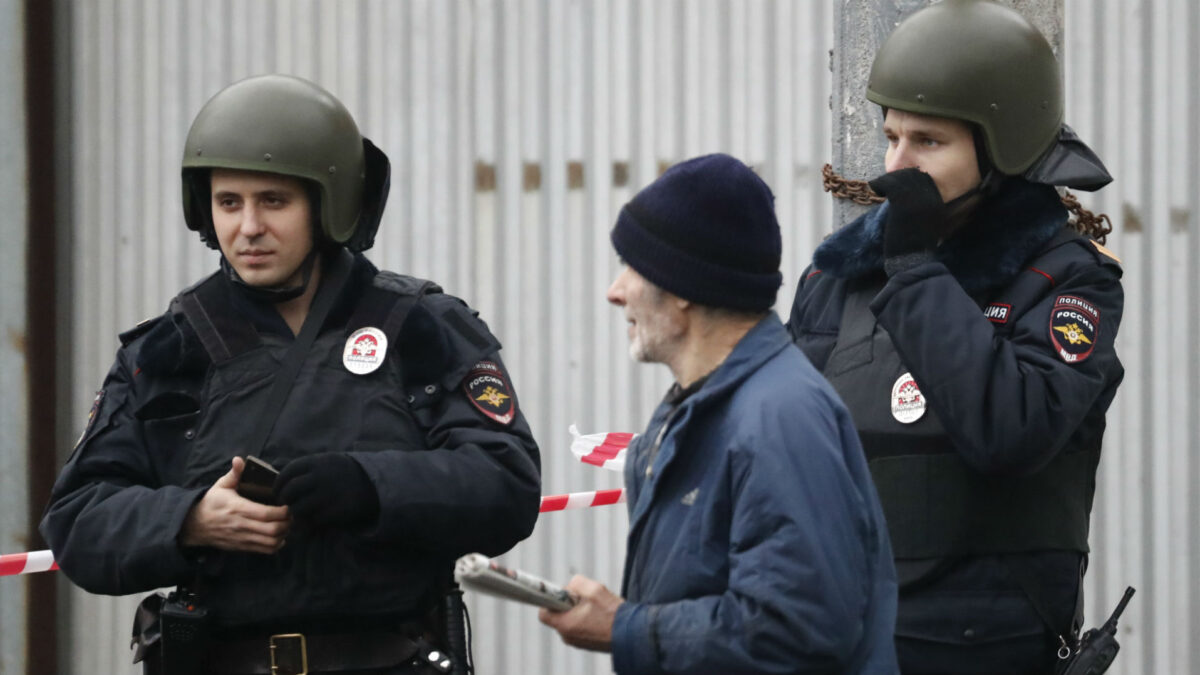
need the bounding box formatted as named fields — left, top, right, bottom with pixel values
left=788, top=1, right=1123, bottom=673
left=42, top=74, right=541, bottom=674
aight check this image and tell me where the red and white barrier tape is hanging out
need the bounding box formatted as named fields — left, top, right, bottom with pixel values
left=539, top=488, right=626, bottom=513
left=569, top=424, right=634, bottom=472
left=4, top=427, right=637, bottom=577
left=2, top=488, right=628, bottom=577
left=0, top=550, right=58, bottom=577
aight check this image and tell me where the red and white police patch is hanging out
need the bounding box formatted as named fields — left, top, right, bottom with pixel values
left=1049, top=296, right=1099, bottom=364
left=343, top=327, right=388, bottom=375
left=463, top=361, right=516, bottom=426
left=890, top=372, right=926, bottom=424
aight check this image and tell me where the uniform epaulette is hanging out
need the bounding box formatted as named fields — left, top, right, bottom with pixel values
left=1090, top=239, right=1122, bottom=266
left=118, top=314, right=168, bottom=346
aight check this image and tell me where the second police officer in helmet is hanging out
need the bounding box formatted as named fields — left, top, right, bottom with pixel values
left=40, top=74, right=541, bottom=674
left=788, top=1, right=1123, bottom=673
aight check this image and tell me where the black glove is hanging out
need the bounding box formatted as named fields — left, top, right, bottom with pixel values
left=274, top=453, right=380, bottom=528
left=868, top=168, right=946, bottom=276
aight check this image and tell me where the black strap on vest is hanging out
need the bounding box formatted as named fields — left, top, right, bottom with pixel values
left=823, top=282, right=882, bottom=378
left=352, top=279, right=439, bottom=346
left=178, top=293, right=232, bottom=362
left=177, top=280, right=262, bottom=363
left=243, top=249, right=354, bottom=456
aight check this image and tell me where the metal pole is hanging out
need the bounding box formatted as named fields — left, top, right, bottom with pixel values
left=0, top=1, right=32, bottom=673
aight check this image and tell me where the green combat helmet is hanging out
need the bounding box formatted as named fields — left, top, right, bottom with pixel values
left=181, top=74, right=390, bottom=251
left=867, top=0, right=1110, bottom=191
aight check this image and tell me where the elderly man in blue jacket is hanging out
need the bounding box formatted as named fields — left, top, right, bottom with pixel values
left=539, top=154, right=898, bottom=674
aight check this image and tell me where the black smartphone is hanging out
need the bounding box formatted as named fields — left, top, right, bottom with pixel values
left=237, top=455, right=279, bottom=505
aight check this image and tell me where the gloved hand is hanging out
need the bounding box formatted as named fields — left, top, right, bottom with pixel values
left=868, top=168, right=947, bottom=276
left=274, top=453, right=380, bottom=528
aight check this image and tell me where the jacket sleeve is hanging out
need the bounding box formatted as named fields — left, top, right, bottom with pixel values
left=38, top=346, right=205, bottom=595
left=611, top=392, right=877, bottom=674
left=869, top=254, right=1124, bottom=475
left=350, top=299, right=542, bottom=557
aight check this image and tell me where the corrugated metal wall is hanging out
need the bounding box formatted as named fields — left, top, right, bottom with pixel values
left=53, top=1, right=1196, bottom=674
left=1064, top=2, right=1200, bottom=675
left=0, top=1, right=30, bottom=673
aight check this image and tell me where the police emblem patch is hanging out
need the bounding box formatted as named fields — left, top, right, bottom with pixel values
left=74, top=390, right=106, bottom=449
left=983, top=303, right=1012, bottom=324
left=1049, top=295, right=1099, bottom=364
left=463, top=361, right=516, bottom=426
left=343, top=327, right=388, bottom=375
left=890, top=372, right=926, bottom=424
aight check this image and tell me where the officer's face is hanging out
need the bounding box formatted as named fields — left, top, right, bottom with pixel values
left=883, top=109, right=982, bottom=202
left=606, top=265, right=686, bottom=364
left=210, top=169, right=315, bottom=288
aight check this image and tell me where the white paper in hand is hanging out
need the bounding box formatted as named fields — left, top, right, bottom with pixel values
left=454, top=553, right=576, bottom=611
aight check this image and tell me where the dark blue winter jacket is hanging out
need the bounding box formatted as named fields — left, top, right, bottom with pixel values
left=611, top=314, right=898, bottom=675
left=787, top=180, right=1124, bottom=673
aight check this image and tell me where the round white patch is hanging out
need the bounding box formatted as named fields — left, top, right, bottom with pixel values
left=890, top=372, right=926, bottom=424
left=343, top=327, right=388, bottom=375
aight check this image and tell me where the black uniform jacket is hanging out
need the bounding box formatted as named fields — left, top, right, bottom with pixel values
left=787, top=181, right=1124, bottom=665
left=41, top=252, right=541, bottom=628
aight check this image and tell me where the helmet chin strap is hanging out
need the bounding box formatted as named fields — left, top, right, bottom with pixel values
left=939, top=128, right=1013, bottom=236
left=939, top=168, right=1010, bottom=241
left=221, top=247, right=321, bottom=304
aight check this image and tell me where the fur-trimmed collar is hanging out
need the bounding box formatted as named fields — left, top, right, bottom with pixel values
left=813, top=180, right=1069, bottom=294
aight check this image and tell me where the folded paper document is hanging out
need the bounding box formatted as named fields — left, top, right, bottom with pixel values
left=454, top=553, right=576, bottom=611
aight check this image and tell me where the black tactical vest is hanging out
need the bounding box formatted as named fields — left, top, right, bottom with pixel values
left=138, top=266, right=497, bottom=626
left=821, top=271, right=1097, bottom=561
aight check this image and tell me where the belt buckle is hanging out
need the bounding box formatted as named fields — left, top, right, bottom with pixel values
left=269, top=633, right=308, bottom=675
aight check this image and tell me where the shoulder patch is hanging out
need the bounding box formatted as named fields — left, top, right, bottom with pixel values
left=74, top=390, right=106, bottom=450
left=1050, top=295, right=1100, bottom=364
left=462, top=361, right=516, bottom=426
left=1090, top=240, right=1122, bottom=265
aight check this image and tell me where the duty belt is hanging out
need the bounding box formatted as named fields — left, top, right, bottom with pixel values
left=208, top=628, right=452, bottom=675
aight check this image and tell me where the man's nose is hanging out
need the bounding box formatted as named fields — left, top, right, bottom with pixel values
left=886, top=141, right=917, bottom=172
left=606, top=275, right=626, bottom=306
left=239, top=204, right=266, bottom=237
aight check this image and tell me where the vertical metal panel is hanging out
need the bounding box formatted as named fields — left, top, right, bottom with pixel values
left=1063, top=1, right=1200, bottom=673
left=0, top=1, right=29, bottom=672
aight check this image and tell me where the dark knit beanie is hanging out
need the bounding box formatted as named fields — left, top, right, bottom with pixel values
left=611, top=153, right=782, bottom=311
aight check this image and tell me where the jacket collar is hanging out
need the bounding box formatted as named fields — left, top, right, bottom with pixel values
left=626, top=313, right=793, bottom=538
left=642, top=314, right=793, bottom=474
left=812, top=180, right=1068, bottom=294
left=679, top=312, right=794, bottom=410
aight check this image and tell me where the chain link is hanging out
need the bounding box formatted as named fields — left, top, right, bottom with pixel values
left=821, top=163, right=884, bottom=206
left=822, top=163, right=1111, bottom=244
